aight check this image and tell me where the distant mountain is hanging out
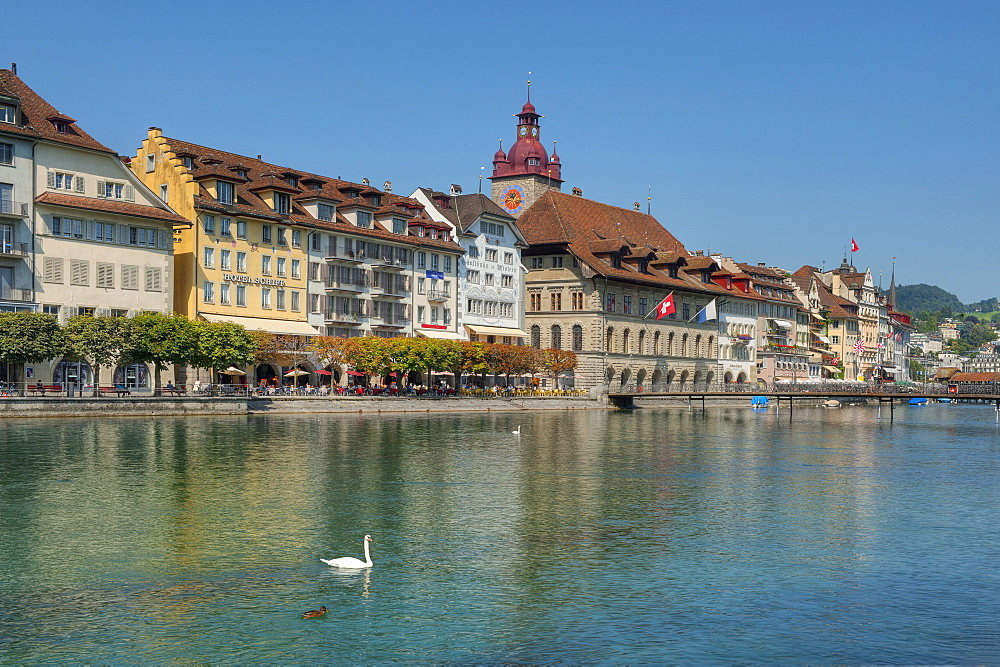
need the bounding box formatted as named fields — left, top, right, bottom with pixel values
left=893, top=284, right=964, bottom=315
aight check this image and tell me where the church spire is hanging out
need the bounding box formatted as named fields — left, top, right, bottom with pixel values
left=887, top=257, right=897, bottom=309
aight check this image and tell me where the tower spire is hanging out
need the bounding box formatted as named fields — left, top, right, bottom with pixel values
left=888, top=257, right=897, bottom=309
left=527, top=71, right=531, bottom=103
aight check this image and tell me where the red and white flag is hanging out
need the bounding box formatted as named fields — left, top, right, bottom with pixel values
left=850, top=238, right=859, bottom=252
left=895, top=332, right=903, bottom=342
left=654, top=292, right=676, bottom=319
left=853, top=338, right=866, bottom=353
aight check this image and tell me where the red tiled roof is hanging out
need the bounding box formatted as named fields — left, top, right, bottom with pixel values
left=35, top=191, right=190, bottom=225
left=0, top=70, right=114, bottom=153
left=947, top=372, right=998, bottom=383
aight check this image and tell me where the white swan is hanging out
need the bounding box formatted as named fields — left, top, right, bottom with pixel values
left=321, top=534, right=374, bottom=568
left=512, top=425, right=521, bottom=434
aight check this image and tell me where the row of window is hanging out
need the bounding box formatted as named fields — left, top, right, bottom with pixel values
left=415, top=305, right=452, bottom=325
left=42, top=258, right=163, bottom=291
left=203, top=215, right=303, bottom=247
left=464, top=246, right=516, bottom=265
left=203, top=246, right=301, bottom=278
left=46, top=217, right=167, bottom=248
left=529, top=324, right=584, bottom=352
left=466, top=300, right=514, bottom=318
left=467, top=271, right=514, bottom=288
left=44, top=170, right=138, bottom=202
left=203, top=282, right=301, bottom=311
left=528, top=291, right=586, bottom=312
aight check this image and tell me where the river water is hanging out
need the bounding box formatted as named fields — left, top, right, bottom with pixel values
left=1, top=402, right=998, bottom=663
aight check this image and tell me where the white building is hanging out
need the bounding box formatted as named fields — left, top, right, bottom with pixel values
left=1, top=68, right=187, bottom=387
left=412, top=187, right=528, bottom=343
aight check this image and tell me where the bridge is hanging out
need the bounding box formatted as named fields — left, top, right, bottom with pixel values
left=606, top=383, right=1000, bottom=422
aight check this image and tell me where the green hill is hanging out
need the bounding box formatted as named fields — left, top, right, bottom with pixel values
left=894, top=284, right=964, bottom=315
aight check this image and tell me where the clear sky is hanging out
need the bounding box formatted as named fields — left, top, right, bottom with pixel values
left=6, top=0, right=998, bottom=303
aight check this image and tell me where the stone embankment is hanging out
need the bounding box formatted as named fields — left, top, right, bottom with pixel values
left=0, top=395, right=607, bottom=418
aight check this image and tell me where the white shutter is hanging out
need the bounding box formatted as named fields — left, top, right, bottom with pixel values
left=124, top=185, right=135, bottom=202
left=85, top=220, right=94, bottom=240
left=46, top=170, right=55, bottom=189
left=116, top=224, right=128, bottom=244
left=74, top=176, right=85, bottom=194
left=96, top=180, right=106, bottom=198
left=43, top=257, right=63, bottom=284
left=157, top=228, right=168, bottom=249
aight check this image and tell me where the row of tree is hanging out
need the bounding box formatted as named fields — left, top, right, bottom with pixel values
left=308, top=336, right=577, bottom=385
left=0, top=312, right=580, bottom=394
left=0, top=312, right=258, bottom=395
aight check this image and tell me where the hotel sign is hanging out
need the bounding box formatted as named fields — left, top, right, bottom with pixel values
left=223, top=273, right=286, bottom=287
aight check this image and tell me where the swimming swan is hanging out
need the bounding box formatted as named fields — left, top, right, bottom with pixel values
left=321, top=534, right=374, bottom=568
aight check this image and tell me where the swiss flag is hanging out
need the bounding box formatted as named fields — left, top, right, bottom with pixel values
left=851, top=238, right=859, bottom=252
left=655, top=292, right=676, bottom=319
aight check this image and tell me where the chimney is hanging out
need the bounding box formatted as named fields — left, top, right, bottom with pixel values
left=758, top=262, right=766, bottom=268
left=449, top=184, right=462, bottom=196
left=695, top=250, right=704, bottom=256
left=362, top=178, right=370, bottom=186
left=11, top=63, right=16, bottom=75
left=257, top=155, right=262, bottom=160
left=633, top=202, right=640, bottom=211
left=572, top=187, right=583, bottom=196
left=383, top=180, right=392, bottom=192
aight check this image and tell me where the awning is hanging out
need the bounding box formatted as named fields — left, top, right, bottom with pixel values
left=416, top=329, right=467, bottom=340
left=465, top=324, right=528, bottom=338
left=199, top=313, right=321, bottom=336
left=823, top=365, right=841, bottom=373
left=814, top=334, right=831, bottom=343
left=771, top=319, right=794, bottom=329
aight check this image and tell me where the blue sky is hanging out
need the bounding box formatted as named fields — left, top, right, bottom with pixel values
left=7, top=0, right=998, bottom=303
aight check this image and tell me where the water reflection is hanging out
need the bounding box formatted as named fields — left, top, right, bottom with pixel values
left=2, top=405, right=999, bottom=662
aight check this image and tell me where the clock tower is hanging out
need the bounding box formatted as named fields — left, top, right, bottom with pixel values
left=490, top=93, right=562, bottom=217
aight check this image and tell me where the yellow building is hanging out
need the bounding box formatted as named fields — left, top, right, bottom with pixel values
left=133, top=129, right=315, bottom=337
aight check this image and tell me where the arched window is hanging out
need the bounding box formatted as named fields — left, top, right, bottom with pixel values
left=622, top=328, right=631, bottom=353
left=551, top=324, right=562, bottom=350
left=695, top=334, right=702, bottom=357
left=530, top=325, right=541, bottom=349
left=667, top=331, right=675, bottom=356
left=681, top=333, right=689, bottom=357
left=653, top=331, right=661, bottom=355
left=638, top=330, right=646, bottom=355
left=605, top=327, right=614, bottom=352
left=572, top=324, right=583, bottom=352
left=707, top=335, right=714, bottom=357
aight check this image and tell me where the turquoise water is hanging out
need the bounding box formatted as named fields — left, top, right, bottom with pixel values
left=1, top=403, right=999, bottom=662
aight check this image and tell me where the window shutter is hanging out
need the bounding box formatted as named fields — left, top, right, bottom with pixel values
left=75, top=176, right=85, bottom=194
left=85, top=220, right=94, bottom=240
left=43, top=257, right=63, bottom=283
left=96, top=181, right=106, bottom=198
left=47, top=170, right=55, bottom=189
left=124, top=185, right=135, bottom=202
left=116, top=224, right=127, bottom=244
left=157, top=229, right=168, bottom=249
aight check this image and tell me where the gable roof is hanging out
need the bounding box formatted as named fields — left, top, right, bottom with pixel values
left=0, top=70, right=114, bottom=153
left=416, top=189, right=516, bottom=234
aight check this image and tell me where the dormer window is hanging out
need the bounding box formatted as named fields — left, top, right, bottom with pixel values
left=317, top=204, right=334, bottom=221
left=392, top=218, right=406, bottom=235
left=702, top=271, right=712, bottom=284
left=416, top=226, right=426, bottom=237
left=0, top=104, right=15, bottom=124
left=527, top=158, right=540, bottom=166
left=370, top=195, right=381, bottom=207
left=217, top=181, right=235, bottom=205
left=53, top=120, right=69, bottom=134
left=311, top=183, right=322, bottom=190
left=669, top=266, right=679, bottom=279
left=236, top=169, right=247, bottom=179
left=286, top=175, right=298, bottom=187
left=182, top=157, right=194, bottom=169
left=430, top=228, right=438, bottom=240
left=274, top=192, right=291, bottom=214
left=356, top=211, right=371, bottom=228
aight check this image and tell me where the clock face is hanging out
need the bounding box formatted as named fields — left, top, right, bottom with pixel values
left=518, top=126, right=528, bottom=137
left=502, top=185, right=525, bottom=213
left=530, top=126, right=538, bottom=137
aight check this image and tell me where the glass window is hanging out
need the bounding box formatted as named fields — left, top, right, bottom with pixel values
left=417, top=252, right=426, bottom=269
left=236, top=285, right=246, bottom=307
left=0, top=104, right=16, bottom=123
left=431, top=254, right=439, bottom=270
left=0, top=142, right=12, bottom=165
left=262, top=226, right=272, bottom=244
left=291, top=229, right=301, bottom=248
left=236, top=220, right=247, bottom=239
left=291, top=259, right=300, bottom=278
left=444, top=256, right=451, bottom=273
left=220, top=283, right=231, bottom=305
left=262, top=255, right=272, bottom=275
left=236, top=252, right=247, bottom=272
left=203, top=215, right=215, bottom=235
left=277, top=257, right=286, bottom=276
left=318, top=204, right=334, bottom=221
left=261, top=287, right=271, bottom=308
left=217, top=180, right=235, bottom=204
left=220, top=217, right=232, bottom=237
left=203, top=247, right=215, bottom=268
left=274, top=192, right=291, bottom=214
left=220, top=249, right=231, bottom=270
left=392, top=218, right=406, bottom=234
left=356, top=211, right=371, bottom=228
left=203, top=281, right=214, bottom=303
left=277, top=228, right=288, bottom=246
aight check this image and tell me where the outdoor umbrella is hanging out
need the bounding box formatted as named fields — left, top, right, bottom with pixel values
left=346, top=370, right=365, bottom=377
left=219, top=367, right=246, bottom=375
left=314, top=369, right=333, bottom=376
left=284, top=369, right=309, bottom=377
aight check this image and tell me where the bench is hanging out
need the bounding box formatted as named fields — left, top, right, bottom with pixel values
left=163, top=385, right=187, bottom=396
left=30, top=384, right=64, bottom=396
left=98, top=385, right=131, bottom=397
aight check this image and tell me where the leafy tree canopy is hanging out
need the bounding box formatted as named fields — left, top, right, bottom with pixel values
left=0, top=312, right=66, bottom=363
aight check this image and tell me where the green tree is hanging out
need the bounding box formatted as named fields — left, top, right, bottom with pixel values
left=542, top=349, right=578, bottom=386
left=64, top=315, right=131, bottom=397
left=189, top=320, right=257, bottom=381
left=125, top=313, right=197, bottom=396
left=0, top=312, right=66, bottom=382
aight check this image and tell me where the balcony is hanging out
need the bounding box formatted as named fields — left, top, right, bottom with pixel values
left=0, top=242, right=29, bottom=258
left=323, top=311, right=364, bottom=325
left=371, top=255, right=408, bottom=270
left=325, top=249, right=364, bottom=263
left=426, top=289, right=450, bottom=302
left=0, top=287, right=33, bottom=302
left=324, top=278, right=367, bottom=293
left=371, top=317, right=409, bottom=329
left=0, top=200, right=28, bottom=218
left=373, top=283, right=409, bottom=298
